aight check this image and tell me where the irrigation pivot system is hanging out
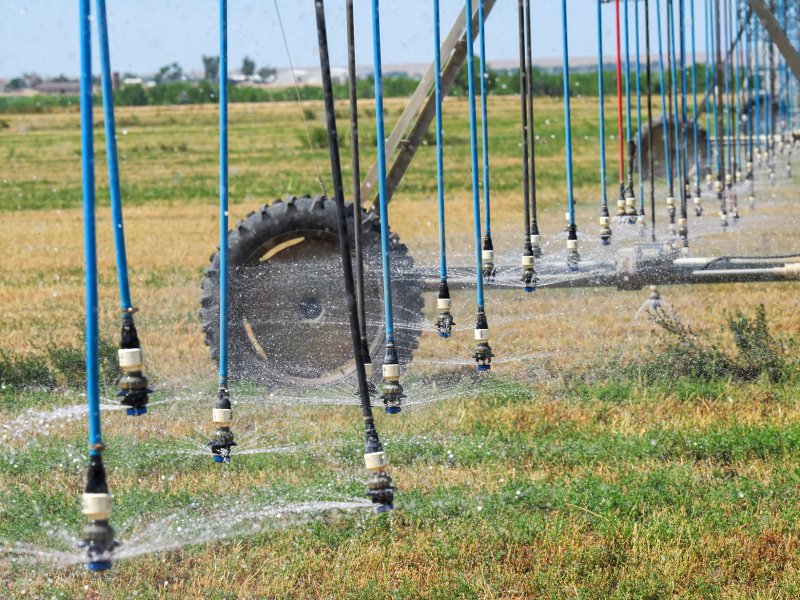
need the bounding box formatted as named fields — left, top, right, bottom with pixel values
left=70, top=0, right=800, bottom=571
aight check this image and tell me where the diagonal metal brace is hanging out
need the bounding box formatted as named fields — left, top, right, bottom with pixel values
left=361, top=0, right=496, bottom=210
left=747, top=0, right=800, bottom=82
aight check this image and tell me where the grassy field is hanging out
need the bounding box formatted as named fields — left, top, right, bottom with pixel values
left=1, top=95, right=799, bottom=598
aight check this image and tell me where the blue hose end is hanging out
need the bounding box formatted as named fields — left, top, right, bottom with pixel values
left=602, top=239, right=611, bottom=246
left=524, top=286, right=534, bottom=294
left=476, top=364, right=491, bottom=372
left=438, top=331, right=451, bottom=338
left=375, top=503, right=394, bottom=514
left=87, top=560, right=112, bottom=572
left=213, top=455, right=229, bottom=463
left=385, top=406, right=401, bottom=415
left=125, top=407, right=147, bottom=417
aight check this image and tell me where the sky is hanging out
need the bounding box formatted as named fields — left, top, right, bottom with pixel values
left=0, top=1, right=712, bottom=80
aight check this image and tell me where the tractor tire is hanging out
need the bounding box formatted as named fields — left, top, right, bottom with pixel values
left=200, top=195, right=423, bottom=386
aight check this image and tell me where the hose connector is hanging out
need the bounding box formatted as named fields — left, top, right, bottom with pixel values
left=616, top=183, right=626, bottom=217
left=714, top=179, right=723, bottom=194
left=677, top=218, right=688, bottom=247
left=624, top=191, right=637, bottom=219
left=705, top=172, right=713, bottom=190
left=209, top=387, right=236, bottom=462
left=599, top=208, right=612, bottom=245
left=472, top=312, right=493, bottom=372
left=719, top=209, right=728, bottom=228
left=521, top=252, right=537, bottom=293
left=566, top=225, right=579, bottom=272
left=482, top=235, right=496, bottom=283
left=530, top=221, right=542, bottom=258
left=381, top=346, right=404, bottom=414
left=435, top=280, right=455, bottom=338
left=666, top=195, right=676, bottom=222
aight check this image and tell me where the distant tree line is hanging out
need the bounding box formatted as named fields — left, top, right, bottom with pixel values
left=0, top=61, right=712, bottom=115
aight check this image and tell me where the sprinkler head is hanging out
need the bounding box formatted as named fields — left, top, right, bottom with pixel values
left=521, top=253, right=537, bottom=293
left=435, top=282, right=455, bottom=338
left=693, top=196, right=703, bottom=217
left=731, top=206, right=739, bottom=220
left=117, top=348, right=151, bottom=417
left=719, top=210, right=729, bottom=228
left=646, top=285, right=662, bottom=311
left=482, top=235, right=496, bottom=283
left=677, top=218, right=688, bottom=248
left=566, top=226, right=579, bottom=272
left=530, top=233, right=543, bottom=259
left=666, top=196, right=676, bottom=223
left=616, top=184, right=626, bottom=217
left=705, top=172, right=713, bottom=190
left=381, top=348, right=404, bottom=414
left=366, top=469, right=396, bottom=512
left=624, top=192, right=637, bottom=220
left=208, top=387, right=236, bottom=462
left=80, top=455, right=118, bottom=571
left=714, top=180, right=723, bottom=194
left=472, top=313, right=493, bottom=371
left=599, top=215, right=612, bottom=245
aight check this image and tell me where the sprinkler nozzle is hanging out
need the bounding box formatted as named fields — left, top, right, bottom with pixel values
left=435, top=281, right=455, bottom=337
left=719, top=210, right=729, bottom=228
left=366, top=466, right=396, bottom=512
left=666, top=196, right=676, bottom=223
left=472, top=313, right=493, bottom=371
left=646, top=285, right=662, bottom=311
left=530, top=232, right=542, bottom=258
left=705, top=172, right=713, bottom=190
left=678, top=218, right=688, bottom=247
left=482, top=235, right=496, bottom=282
left=624, top=192, right=637, bottom=220
left=566, top=225, right=579, bottom=272
left=521, top=253, right=537, bottom=293
left=599, top=214, right=612, bottom=245
left=117, top=314, right=151, bottom=416
left=80, top=455, right=118, bottom=571
left=208, top=387, right=236, bottom=462
left=693, top=196, right=703, bottom=217
left=381, top=348, right=404, bottom=414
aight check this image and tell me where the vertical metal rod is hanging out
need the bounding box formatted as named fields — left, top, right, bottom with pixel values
left=519, top=0, right=532, bottom=245
left=218, top=0, right=229, bottom=387
left=645, top=0, right=657, bottom=240
left=524, top=0, right=540, bottom=249
left=314, top=0, right=393, bottom=512
left=80, top=0, right=102, bottom=456
left=634, top=0, right=645, bottom=214
left=370, top=0, right=396, bottom=345
left=96, top=0, right=132, bottom=312
left=598, top=0, right=610, bottom=219
left=478, top=0, right=492, bottom=239
left=345, top=0, right=369, bottom=360
left=465, top=0, right=485, bottom=311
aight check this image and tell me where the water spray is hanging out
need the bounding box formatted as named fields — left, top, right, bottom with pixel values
left=597, top=0, right=613, bottom=244
left=315, top=0, right=395, bottom=511
left=78, top=0, right=117, bottom=570
left=346, top=0, right=373, bottom=380
left=561, top=0, right=581, bottom=272
left=208, top=0, right=236, bottom=463
left=518, top=0, right=538, bottom=291
left=466, top=0, right=494, bottom=371
left=478, top=0, right=496, bottom=284
left=524, top=0, right=542, bottom=258
left=96, top=0, right=152, bottom=416
left=433, top=0, right=457, bottom=334
left=372, top=0, right=406, bottom=409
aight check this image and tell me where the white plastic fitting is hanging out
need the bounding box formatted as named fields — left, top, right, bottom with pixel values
left=383, top=363, right=400, bottom=381
left=474, top=328, right=489, bottom=342
left=82, top=493, right=112, bottom=521
left=212, top=408, right=233, bottom=425
left=678, top=218, right=687, bottom=227
left=693, top=197, right=702, bottom=206
left=666, top=196, right=675, bottom=207
left=118, top=348, right=143, bottom=372
left=736, top=171, right=742, bottom=182
left=625, top=196, right=636, bottom=209
left=567, top=239, right=578, bottom=251
left=715, top=180, right=723, bottom=193
left=437, top=298, right=452, bottom=311
left=364, top=361, right=373, bottom=377
left=522, top=255, right=534, bottom=268
left=530, top=234, right=540, bottom=247
left=364, top=451, right=388, bottom=472
left=785, top=263, right=800, bottom=280
left=725, top=173, right=732, bottom=185
left=482, top=249, right=494, bottom=263
left=599, top=215, right=610, bottom=226
left=564, top=212, right=571, bottom=223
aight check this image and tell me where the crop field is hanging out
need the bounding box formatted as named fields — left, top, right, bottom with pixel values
left=1, top=96, right=799, bottom=598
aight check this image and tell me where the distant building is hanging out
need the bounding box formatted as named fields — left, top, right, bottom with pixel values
left=34, top=80, right=80, bottom=95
